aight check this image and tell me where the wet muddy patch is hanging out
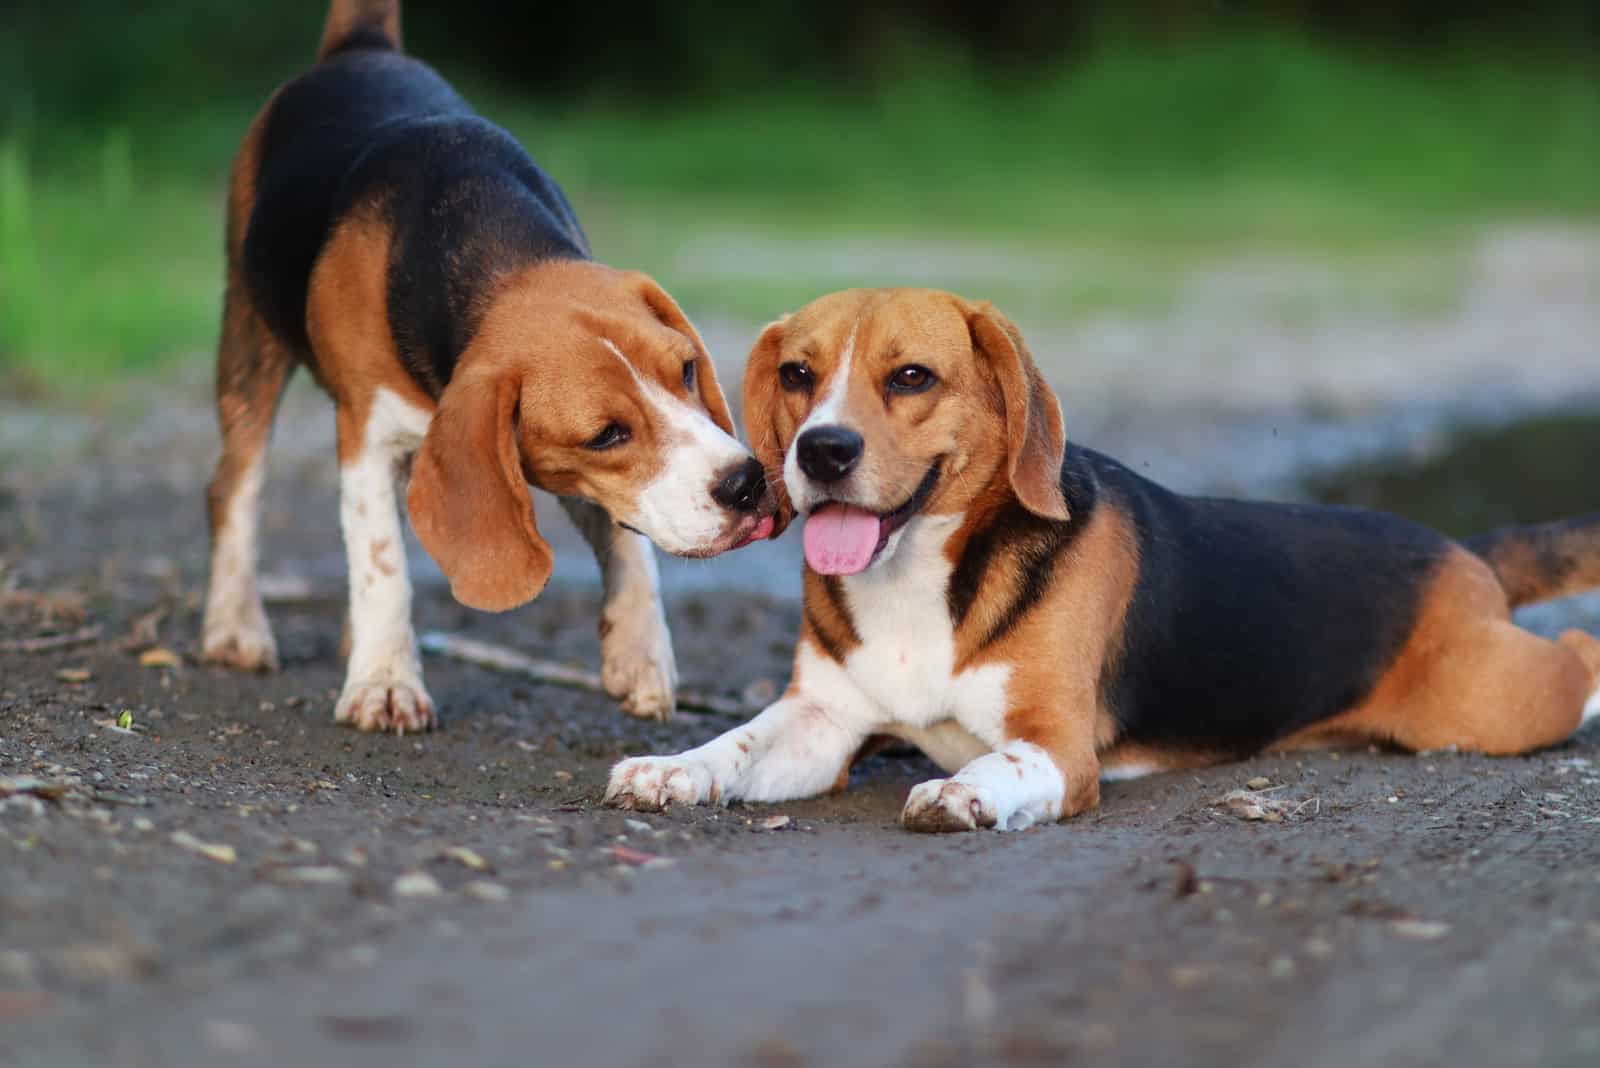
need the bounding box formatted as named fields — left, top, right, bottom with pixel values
left=1302, top=410, right=1600, bottom=536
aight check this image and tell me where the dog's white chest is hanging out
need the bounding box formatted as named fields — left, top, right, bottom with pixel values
left=835, top=516, right=1010, bottom=743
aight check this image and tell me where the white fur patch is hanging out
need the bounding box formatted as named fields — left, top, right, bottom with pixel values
left=202, top=449, right=277, bottom=669
left=1099, top=763, right=1161, bottom=782
left=887, top=720, right=990, bottom=775
left=833, top=515, right=1012, bottom=740
left=601, top=337, right=749, bottom=554
left=902, top=740, right=1066, bottom=832
left=1583, top=688, right=1600, bottom=728
left=336, top=388, right=435, bottom=733
left=606, top=693, right=865, bottom=810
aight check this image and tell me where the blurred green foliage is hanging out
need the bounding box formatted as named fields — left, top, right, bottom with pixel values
left=0, top=2, right=1595, bottom=388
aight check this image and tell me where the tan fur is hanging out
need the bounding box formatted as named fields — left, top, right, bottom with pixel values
left=317, top=0, right=401, bottom=60
left=741, top=317, right=798, bottom=534
left=304, top=211, right=435, bottom=463
left=744, top=289, right=1031, bottom=524
left=962, top=503, right=1141, bottom=817
left=966, top=304, right=1070, bottom=521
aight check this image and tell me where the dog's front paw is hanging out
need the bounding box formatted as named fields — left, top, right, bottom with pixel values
left=605, top=756, right=719, bottom=812
left=901, top=778, right=999, bottom=833
left=335, top=673, right=436, bottom=734
left=201, top=607, right=279, bottom=672
left=600, top=612, right=678, bottom=722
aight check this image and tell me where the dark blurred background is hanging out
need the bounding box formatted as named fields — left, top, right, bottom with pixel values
left=1, top=0, right=1596, bottom=387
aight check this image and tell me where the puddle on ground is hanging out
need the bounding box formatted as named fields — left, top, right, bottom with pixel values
left=1303, top=411, right=1600, bottom=538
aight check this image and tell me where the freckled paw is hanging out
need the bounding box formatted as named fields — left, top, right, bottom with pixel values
left=604, top=757, right=716, bottom=812
left=200, top=617, right=279, bottom=673
left=901, top=779, right=999, bottom=833
left=600, top=626, right=678, bottom=722
left=335, top=676, right=436, bottom=734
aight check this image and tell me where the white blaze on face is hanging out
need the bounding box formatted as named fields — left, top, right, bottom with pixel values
left=599, top=338, right=749, bottom=554
left=782, top=321, right=857, bottom=515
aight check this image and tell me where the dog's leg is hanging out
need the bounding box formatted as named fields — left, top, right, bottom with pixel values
left=605, top=692, right=869, bottom=811
left=202, top=289, right=294, bottom=671
left=560, top=497, right=677, bottom=720
left=902, top=730, right=1099, bottom=834
left=334, top=397, right=435, bottom=733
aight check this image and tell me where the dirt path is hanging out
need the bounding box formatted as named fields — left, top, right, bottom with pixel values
left=3, top=227, right=1600, bottom=1066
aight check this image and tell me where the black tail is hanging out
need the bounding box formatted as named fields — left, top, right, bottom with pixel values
left=1465, top=512, right=1600, bottom=608
left=317, top=0, right=402, bottom=62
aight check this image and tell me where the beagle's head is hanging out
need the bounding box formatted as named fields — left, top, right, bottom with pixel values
left=743, top=288, right=1067, bottom=575
left=408, top=262, right=775, bottom=612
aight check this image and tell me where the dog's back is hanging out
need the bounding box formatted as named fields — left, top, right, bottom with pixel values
left=239, top=2, right=587, bottom=394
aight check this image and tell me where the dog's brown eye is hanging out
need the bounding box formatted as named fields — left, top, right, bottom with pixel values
left=887, top=364, right=936, bottom=394
left=682, top=359, right=697, bottom=391
left=585, top=422, right=631, bottom=450
left=778, top=362, right=814, bottom=392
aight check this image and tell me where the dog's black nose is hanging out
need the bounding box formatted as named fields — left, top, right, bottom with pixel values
left=796, top=425, right=863, bottom=484
left=712, top=457, right=767, bottom=513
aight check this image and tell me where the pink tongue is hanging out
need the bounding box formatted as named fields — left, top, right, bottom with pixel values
left=803, top=504, right=882, bottom=575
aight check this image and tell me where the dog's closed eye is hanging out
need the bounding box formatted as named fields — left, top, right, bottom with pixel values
left=586, top=422, right=631, bottom=450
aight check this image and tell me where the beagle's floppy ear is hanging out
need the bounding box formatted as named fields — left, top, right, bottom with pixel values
left=965, top=301, right=1070, bottom=521
left=741, top=316, right=796, bottom=537
left=628, top=272, right=737, bottom=438
left=407, top=365, right=553, bottom=612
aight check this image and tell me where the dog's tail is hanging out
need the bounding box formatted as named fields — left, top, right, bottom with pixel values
left=1465, top=512, right=1600, bottom=609
left=317, top=0, right=402, bottom=61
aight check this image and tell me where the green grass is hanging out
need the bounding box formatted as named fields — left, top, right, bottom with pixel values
left=2, top=33, right=1596, bottom=389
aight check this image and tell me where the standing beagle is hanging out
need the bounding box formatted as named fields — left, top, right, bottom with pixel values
left=202, top=0, right=774, bottom=732
left=606, top=287, right=1600, bottom=831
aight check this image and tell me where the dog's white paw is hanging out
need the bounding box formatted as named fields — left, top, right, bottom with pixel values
left=600, top=612, right=678, bottom=722
left=201, top=605, right=279, bottom=673
left=335, top=673, right=436, bottom=734
left=901, top=778, right=999, bottom=833
left=605, top=756, right=718, bottom=811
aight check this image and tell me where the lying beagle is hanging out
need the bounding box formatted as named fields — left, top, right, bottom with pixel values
left=606, top=287, right=1600, bottom=831
left=201, top=0, right=774, bottom=732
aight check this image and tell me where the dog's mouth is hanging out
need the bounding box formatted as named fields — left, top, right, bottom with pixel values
left=730, top=513, right=777, bottom=550
left=802, top=461, right=941, bottom=576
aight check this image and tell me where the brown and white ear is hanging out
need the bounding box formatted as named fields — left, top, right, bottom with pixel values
left=629, top=272, right=737, bottom=438
left=966, top=301, right=1069, bottom=521
left=406, top=366, right=552, bottom=612
left=741, top=316, right=796, bottom=537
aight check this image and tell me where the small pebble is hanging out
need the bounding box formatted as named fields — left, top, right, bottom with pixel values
left=393, top=871, right=442, bottom=898
left=1305, top=937, right=1335, bottom=961
left=463, top=880, right=510, bottom=903
left=204, top=1020, right=260, bottom=1055
left=1390, top=919, right=1450, bottom=941
left=277, top=865, right=350, bottom=887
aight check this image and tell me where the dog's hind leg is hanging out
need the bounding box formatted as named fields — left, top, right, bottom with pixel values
left=202, top=287, right=295, bottom=671
left=1557, top=629, right=1600, bottom=731
left=1282, top=554, right=1599, bottom=756
left=561, top=497, right=678, bottom=720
